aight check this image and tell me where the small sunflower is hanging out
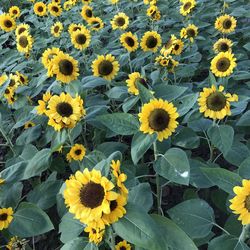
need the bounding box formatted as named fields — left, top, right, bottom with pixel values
left=92, top=54, right=120, bottom=81
left=144, top=0, right=157, bottom=5
left=180, top=24, right=198, bottom=43
left=51, top=21, right=63, bottom=37
left=0, top=14, right=16, bottom=32
left=9, top=6, right=21, bottom=19
left=126, top=72, right=147, bottom=95
left=115, top=240, right=131, bottom=250
left=0, top=74, right=8, bottom=86
left=155, top=55, right=179, bottom=72
left=0, top=207, right=13, bottom=230
left=51, top=51, right=79, bottom=83
left=16, top=71, right=28, bottom=85
left=48, top=2, right=62, bottom=17
left=172, top=39, right=184, bottom=55
left=230, top=180, right=250, bottom=225
left=160, top=34, right=177, bottom=56
left=34, top=2, right=47, bottom=16
left=111, top=12, right=129, bottom=30
left=6, top=236, right=24, bottom=250
left=68, top=23, right=86, bottom=34
left=64, top=1, right=73, bottom=11
left=63, top=168, right=118, bottom=224
left=16, top=31, right=33, bottom=54
left=4, top=87, right=15, bottom=102
left=15, top=23, right=30, bottom=36
left=71, top=28, right=91, bottom=50
left=140, top=31, right=162, bottom=52
left=210, top=51, right=236, bottom=77
left=139, top=99, right=179, bottom=142
left=37, top=92, right=52, bottom=115
left=147, top=5, right=161, bottom=21
left=81, top=5, right=93, bottom=21
left=180, top=0, right=196, bottom=16
left=215, top=15, right=237, bottom=34
left=24, top=121, right=35, bottom=129
left=88, top=17, right=104, bottom=31
left=120, top=32, right=139, bottom=52
left=198, top=85, right=238, bottom=120
left=84, top=226, right=104, bottom=245
left=66, top=144, right=86, bottom=162
left=213, top=38, right=233, bottom=53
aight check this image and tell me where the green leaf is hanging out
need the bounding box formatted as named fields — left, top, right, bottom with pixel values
left=238, top=157, right=250, bottom=179
left=167, top=199, right=215, bottom=239
left=59, top=212, right=85, bottom=244
left=137, top=82, right=154, bottom=103
left=175, top=93, right=199, bottom=116
left=9, top=202, right=54, bottom=237
left=209, top=71, right=217, bottom=85
left=1, top=162, right=27, bottom=183
left=151, top=214, right=198, bottom=250
left=97, top=113, right=139, bottom=135
left=61, top=238, right=89, bottom=250
left=207, top=125, right=234, bottom=155
left=154, top=148, right=190, bottom=185
left=201, top=167, right=242, bottom=194
left=236, top=110, right=250, bottom=126
left=131, top=132, right=157, bottom=164
left=16, top=125, right=42, bottom=145
left=113, top=203, right=165, bottom=250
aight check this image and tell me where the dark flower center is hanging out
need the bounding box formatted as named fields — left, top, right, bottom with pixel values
left=52, top=6, right=59, bottom=12
left=74, top=149, right=82, bottom=155
left=148, top=108, right=170, bottom=131
left=206, top=92, right=226, bottom=111
left=219, top=42, right=229, bottom=52
left=183, top=2, right=192, bottom=11
left=20, top=76, right=25, bottom=83
left=38, top=6, right=44, bottom=12
left=164, top=39, right=173, bottom=50
left=28, top=123, right=33, bottom=127
left=76, top=34, right=86, bottom=44
left=18, top=27, right=26, bottom=35
left=54, top=26, right=60, bottom=33
left=174, top=44, right=180, bottom=50
left=216, top=57, right=230, bottom=72
left=5, top=89, right=10, bottom=94
left=98, top=60, right=113, bottom=76
left=223, top=19, right=232, bottom=29
left=116, top=17, right=125, bottom=26
left=110, top=200, right=118, bottom=211
left=59, top=59, right=74, bottom=75
left=187, top=28, right=195, bottom=37
left=56, top=102, right=73, bottom=117
left=13, top=10, right=18, bottom=14
left=125, top=36, right=135, bottom=47
left=135, top=78, right=147, bottom=87
left=245, top=196, right=250, bottom=212
left=146, top=36, right=158, bottom=48
left=80, top=182, right=105, bottom=208
left=92, top=21, right=100, bottom=28
left=86, top=9, right=92, bottom=17
left=4, top=20, right=12, bottom=28
left=120, top=247, right=126, bottom=250
left=0, top=213, right=8, bottom=221
left=73, top=27, right=81, bottom=32
left=9, top=79, right=16, bottom=87
left=19, top=36, right=28, bottom=48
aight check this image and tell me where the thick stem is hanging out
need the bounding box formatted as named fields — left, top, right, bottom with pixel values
left=239, top=224, right=250, bottom=243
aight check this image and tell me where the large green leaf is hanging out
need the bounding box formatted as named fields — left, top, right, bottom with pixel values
left=236, top=110, right=250, bottom=126
left=61, top=238, right=89, bottom=250
left=137, top=82, right=154, bottom=103
left=239, top=157, right=250, bottom=179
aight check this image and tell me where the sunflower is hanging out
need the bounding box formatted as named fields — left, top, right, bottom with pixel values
left=15, top=23, right=30, bottom=36
left=160, top=34, right=177, bottom=56
left=34, top=2, right=47, bottom=16
left=172, top=39, right=184, bottom=55
left=180, top=0, right=196, bottom=16
left=51, top=22, right=63, bottom=37
left=198, top=85, right=238, bottom=120
left=63, top=168, right=118, bottom=224
left=8, top=74, right=19, bottom=89
left=213, top=38, right=233, bottom=53
left=9, top=6, right=21, bottom=19
left=144, top=0, right=157, bottom=5
left=71, top=28, right=91, bottom=50
left=0, top=207, right=13, bottom=230
left=16, top=31, right=33, bottom=54
left=210, top=51, right=236, bottom=77
left=64, top=1, right=73, bottom=11
left=84, top=226, right=105, bottom=245
left=0, top=74, right=8, bottom=86
left=48, top=2, right=62, bottom=17
left=0, top=14, right=16, bottom=32
left=155, top=55, right=179, bottom=71
left=16, top=71, right=28, bottom=85
left=82, top=0, right=92, bottom=4
left=180, top=24, right=198, bottom=42
left=147, top=5, right=161, bottom=21
left=68, top=23, right=86, bottom=34
left=66, top=144, right=86, bottom=162
left=81, top=5, right=93, bottom=21
left=88, top=17, right=104, bottom=31
left=53, top=0, right=61, bottom=3
left=115, top=240, right=131, bottom=250
left=120, top=32, right=139, bottom=52
left=24, top=121, right=35, bottom=129
left=3, top=87, right=15, bottom=103
left=0, top=178, right=5, bottom=185
left=126, top=72, right=147, bottom=95
left=230, top=180, right=250, bottom=225
left=111, top=12, right=129, bottom=30
left=139, top=99, right=179, bottom=142
left=110, top=0, right=119, bottom=3
left=50, top=51, right=79, bottom=83
left=140, top=31, right=162, bottom=52
left=92, top=54, right=120, bottom=81
left=37, top=92, right=52, bottom=115
left=215, top=15, right=237, bottom=34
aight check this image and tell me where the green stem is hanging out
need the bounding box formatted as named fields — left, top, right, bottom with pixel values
left=239, top=224, right=250, bottom=243
left=0, top=126, right=15, bottom=156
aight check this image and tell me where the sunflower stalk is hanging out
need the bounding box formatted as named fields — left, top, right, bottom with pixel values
left=0, top=126, right=15, bottom=156
left=239, top=224, right=250, bottom=243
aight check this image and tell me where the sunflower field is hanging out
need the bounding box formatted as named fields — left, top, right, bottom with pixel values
left=0, top=0, right=250, bottom=249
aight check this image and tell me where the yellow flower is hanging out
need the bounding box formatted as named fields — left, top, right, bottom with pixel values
left=172, top=39, right=184, bottom=55
left=147, top=5, right=161, bottom=20
left=0, top=207, right=13, bottom=230
left=15, top=23, right=30, bottom=36
left=34, top=2, right=47, bottom=16
left=81, top=5, right=93, bottom=21
left=230, top=179, right=250, bottom=225
left=0, top=74, right=8, bottom=86
left=210, top=51, right=236, bottom=77
left=66, top=144, right=86, bottom=162
left=88, top=17, right=104, bottom=31
left=68, top=23, right=86, bottom=34
left=48, top=2, right=62, bottom=17
left=92, top=54, right=120, bottom=81
left=120, top=32, right=139, bottom=52
left=9, top=6, right=21, bottom=19
left=84, top=226, right=105, bottom=245
left=37, top=92, right=52, bottom=115
left=6, top=236, right=23, bottom=250
left=144, top=0, right=157, bottom=5
left=180, top=24, right=198, bottom=43
left=71, top=28, right=91, bottom=50
left=139, top=99, right=179, bottom=142
left=180, top=0, right=196, bottom=16
left=0, top=14, right=16, bottom=32
left=198, top=85, right=238, bottom=120
left=16, top=31, right=33, bottom=54
left=155, top=55, right=179, bottom=72
left=140, top=31, right=162, bottom=52
left=64, top=1, right=73, bottom=11
left=82, top=0, right=92, bottom=4
left=0, top=178, right=5, bottom=185
left=215, top=15, right=237, bottom=34
left=63, top=168, right=118, bottom=224
left=24, top=121, right=35, bottom=129
left=51, top=21, right=63, bottom=37
left=126, top=72, right=147, bottom=95
left=115, top=240, right=131, bottom=250
left=16, top=71, right=28, bottom=85
left=160, top=34, right=177, bottom=56
left=213, top=38, right=233, bottom=54
left=111, top=12, right=129, bottom=30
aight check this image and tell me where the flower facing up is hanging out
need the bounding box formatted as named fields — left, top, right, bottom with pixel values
left=215, top=15, right=237, bottom=34
left=16, top=31, right=33, bottom=54
left=115, top=240, right=132, bottom=250
left=71, top=28, right=91, bottom=50
left=120, top=32, right=139, bottom=52
left=0, top=14, right=16, bottom=32
left=34, top=2, right=47, bottom=17
left=180, top=0, right=196, bottom=16
left=111, top=12, right=129, bottom=30
left=180, top=24, right=198, bottom=43
left=140, top=31, right=162, bottom=52
left=213, top=38, right=233, bottom=54
left=66, top=144, right=86, bottom=162
left=24, top=121, right=35, bottom=129
left=126, top=72, right=147, bottom=95
left=51, top=22, right=63, bottom=37
left=0, top=207, right=14, bottom=230
left=9, top=6, right=21, bottom=19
